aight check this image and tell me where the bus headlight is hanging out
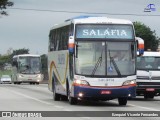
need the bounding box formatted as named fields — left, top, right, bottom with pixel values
left=18, top=74, right=24, bottom=78
left=73, top=80, right=90, bottom=86
left=36, top=74, right=41, bottom=78
left=123, top=80, right=136, bottom=86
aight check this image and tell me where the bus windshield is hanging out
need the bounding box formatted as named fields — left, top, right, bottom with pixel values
left=18, top=57, right=41, bottom=74
left=137, top=56, right=160, bottom=70
left=75, top=41, right=135, bottom=77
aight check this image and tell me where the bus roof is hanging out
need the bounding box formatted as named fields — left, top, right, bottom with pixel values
left=141, top=51, right=160, bottom=57
left=72, top=16, right=132, bottom=24
left=50, top=16, right=133, bottom=30
left=13, top=54, right=40, bottom=58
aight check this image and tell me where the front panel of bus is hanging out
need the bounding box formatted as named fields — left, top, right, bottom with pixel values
left=71, top=24, right=137, bottom=99
left=136, top=54, right=160, bottom=96
left=16, top=56, right=43, bottom=83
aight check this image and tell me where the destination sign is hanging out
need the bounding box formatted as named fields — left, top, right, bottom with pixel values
left=76, top=25, right=133, bottom=39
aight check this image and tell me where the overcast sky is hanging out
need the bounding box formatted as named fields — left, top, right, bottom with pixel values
left=0, top=0, right=160, bottom=55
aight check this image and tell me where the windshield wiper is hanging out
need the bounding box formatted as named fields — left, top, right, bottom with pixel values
left=91, top=56, right=102, bottom=76
left=109, top=50, right=121, bottom=76
left=91, top=49, right=103, bottom=76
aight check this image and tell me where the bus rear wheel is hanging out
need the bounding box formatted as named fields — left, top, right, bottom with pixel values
left=118, top=97, right=127, bottom=106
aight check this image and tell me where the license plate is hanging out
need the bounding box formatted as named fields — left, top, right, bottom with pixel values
left=28, top=79, right=32, bottom=80
left=101, top=90, right=111, bottom=94
left=146, top=88, right=155, bottom=91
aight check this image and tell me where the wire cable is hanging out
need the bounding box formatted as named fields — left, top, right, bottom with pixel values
left=9, top=7, right=160, bottom=17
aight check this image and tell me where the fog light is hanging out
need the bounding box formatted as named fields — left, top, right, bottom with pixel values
left=128, top=94, right=131, bottom=97
left=78, top=92, right=83, bottom=97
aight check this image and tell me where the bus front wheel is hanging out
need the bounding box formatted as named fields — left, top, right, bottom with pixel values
left=67, top=90, right=77, bottom=105
left=69, top=96, right=77, bottom=105
left=53, top=86, right=60, bottom=101
left=144, top=93, right=154, bottom=99
left=118, top=97, right=127, bottom=106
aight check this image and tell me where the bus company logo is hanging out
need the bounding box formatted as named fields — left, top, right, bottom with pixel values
left=2, top=112, right=11, bottom=117
left=144, top=4, right=156, bottom=12
left=1, top=112, right=42, bottom=118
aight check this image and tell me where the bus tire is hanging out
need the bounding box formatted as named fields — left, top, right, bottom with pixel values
left=148, top=94, right=154, bottom=99
left=69, top=97, right=77, bottom=105
left=67, top=89, right=77, bottom=105
left=17, top=82, right=21, bottom=85
left=118, top=97, right=127, bottom=106
left=36, top=82, right=39, bottom=85
left=144, top=93, right=154, bottom=99
left=144, top=94, right=149, bottom=99
left=61, top=95, right=68, bottom=101
left=53, top=86, right=60, bottom=101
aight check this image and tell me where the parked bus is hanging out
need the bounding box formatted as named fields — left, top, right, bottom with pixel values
left=137, top=51, right=160, bottom=99
left=48, top=16, right=143, bottom=105
left=12, top=54, right=43, bottom=84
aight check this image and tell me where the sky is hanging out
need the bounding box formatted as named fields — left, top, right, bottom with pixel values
left=0, top=0, right=160, bottom=55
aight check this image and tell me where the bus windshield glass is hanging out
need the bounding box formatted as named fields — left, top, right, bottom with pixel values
left=75, top=41, right=135, bottom=77
left=76, top=24, right=133, bottom=39
left=18, top=57, right=41, bottom=74
left=137, top=56, right=160, bottom=70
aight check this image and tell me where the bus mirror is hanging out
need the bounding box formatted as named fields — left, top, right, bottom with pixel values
left=68, top=36, right=75, bottom=54
left=12, top=61, right=18, bottom=67
left=136, top=37, right=144, bottom=56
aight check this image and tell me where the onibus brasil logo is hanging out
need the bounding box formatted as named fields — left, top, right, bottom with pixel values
left=144, top=4, right=156, bottom=12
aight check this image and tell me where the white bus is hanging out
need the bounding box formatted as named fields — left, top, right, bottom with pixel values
left=48, top=16, right=143, bottom=105
left=12, top=54, right=43, bottom=84
left=137, top=51, right=160, bottom=99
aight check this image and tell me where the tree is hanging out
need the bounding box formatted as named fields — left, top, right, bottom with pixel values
left=41, top=54, right=47, bottom=69
left=12, top=48, right=29, bottom=55
left=0, top=48, right=29, bottom=70
left=11, top=48, right=29, bottom=57
left=9, top=48, right=29, bottom=63
left=0, top=0, right=13, bottom=16
left=0, top=55, right=10, bottom=69
left=134, top=22, right=160, bottom=51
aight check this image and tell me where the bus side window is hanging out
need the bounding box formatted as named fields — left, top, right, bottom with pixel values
left=12, top=61, right=18, bottom=67
left=154, top=59, right=160, bottom=69
left=63, top=26, right=69, bottom=50
left=12, top=58, right=18, bottom=68
left=49, top=30, right=56, bottom=51
left=69, top=54, right=74, bottom=80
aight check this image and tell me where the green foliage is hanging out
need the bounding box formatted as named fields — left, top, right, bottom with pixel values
left=8, top=48, right=29, bottom=64
left=11, top=48, right=29, bottom=56
left=0, top=55, right=10, bottom=67
left=0, top=0, right=14, bottom=15
left=0, top=70, right=11, bottom=77
left=0, top=48, right=29, bottom=69
left=41, top=54, right=48, bottom=69
left=134, top=22, right=160, bottom=51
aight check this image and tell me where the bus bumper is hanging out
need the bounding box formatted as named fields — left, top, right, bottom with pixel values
left=73, top=86, right=136, bottom=100
left=136, top=82, right=160, bottom=96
